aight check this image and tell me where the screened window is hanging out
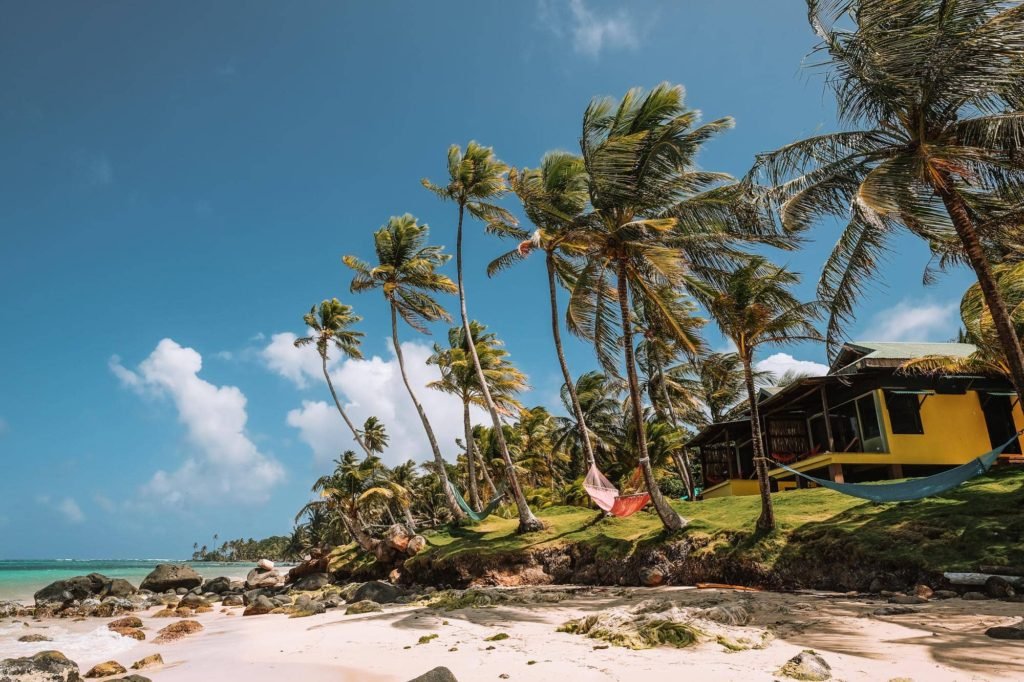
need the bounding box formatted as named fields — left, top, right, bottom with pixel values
left=885, top=391, right=925, bottom=434
left=857, top=394, right=884, bottom=451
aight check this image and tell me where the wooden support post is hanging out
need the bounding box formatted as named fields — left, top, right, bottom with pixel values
left=828, top=463, right=845, bottom=484
left=796, top=475, right=807, bottom=490
left=889, top=463, right=904, bottom=479
left=820, top=384, right=834, bottom=452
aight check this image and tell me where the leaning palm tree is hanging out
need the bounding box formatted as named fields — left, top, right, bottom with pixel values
left=358, top=416, right=389, bottom=455
left=294, top=299, right=371, bottom=456
left=566, top=84, right=777, bottom=531
left=301, top=451, right=379, bottom=553
left=696, top=258, right=822, bottom=531
left=344, top=214, right=465, bottom=520
left=750, top=0, right=1024, bottom=402
left=487, top=152, right=600, bottom=471
left=422, top=142, right=542, bottom=532
left=427, top=321, right=526, bottom=509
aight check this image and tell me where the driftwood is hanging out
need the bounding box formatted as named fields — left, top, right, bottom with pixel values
left=943, top=572, right=1024, bottom=586
left=978, top=565, right=1024, bottom=577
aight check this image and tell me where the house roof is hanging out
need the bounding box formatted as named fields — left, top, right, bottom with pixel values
left=830, top=341, right=976, bottom=375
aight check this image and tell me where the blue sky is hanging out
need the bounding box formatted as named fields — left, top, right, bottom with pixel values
left=0, top=1, right=973, bottom=558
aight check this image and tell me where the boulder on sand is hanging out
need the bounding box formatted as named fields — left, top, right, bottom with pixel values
left=204, top=577, right=231, bottom=594
left=0, top=650, right=80, bottom=682
left=350, top=580, right=402, bottom=604
left=291, top=573, right=330, bottom=591
left=139, top=564, right=202, bottom=593
left=243, top=595, right=276, bottom=616
left=100, top=579, right=138, bottom=599
left=85, top=661, right=127, bottom=678
left=245, top=568, right=282, bottom=589
left=778, top=650, right=832, bottom=681
left=34, top=573, right=107, bottom=605
left=408, top=667, right=459, bottom=682
left=257, top=559, right=275, bottom=571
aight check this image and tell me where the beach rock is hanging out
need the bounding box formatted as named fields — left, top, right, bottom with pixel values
left=176, top=593, right=208, bottom=610
left=639, top=567, right=665, bottom=587
left=385, top=525, right=415, bottom=553
left=242, top=595, right=275, bottom=616
left=110, top=628, right=145, bottom=641
left=887, top=594, right=926, bottom=605
left=129, top=654, right=163, bottom=671
left=108, top=616, right=143, bottom=630
left=778, top=650, right=831, bottom=680
left=407, top=535, right=428, bottom=555
left=99, top=580, right=137, bottom=599
left=222, top=595, right=243, bottom=607
left=873, top=606, right=917, bottom=616
left=351, top=581, right=402, bottom=604
left=0, top=650, right=81, bottom=681
left=257, top=559, right=275, bottom=571
left=407, top=667, right=459, bottom=682
left=986, top=625, right=1024, bottom=640
left=204, top=577, right=231, bottom=595
left=985, top=576, right=1016, bottom=599
left=932, top=590, right=958, bottom=600
left=912, top=584, right=933, bottom=600
left=153, top=620, right=203, bottom=643
left=962, top=591, right=988, bottom=600
left=174, top=588, right=187, bottom=596
left=244, top=568, right=282, bottom=589
left=34, top=573, right=107, bottom=605
left=867, top=574, right=902, bottom=594
left=84, top=661, right=126, bottom=678
left=339, top=583, right=364, bottom=601
left=108, top=677, right=151, bottom=682
left=291, top=573, right=330, bottom=591
left=345, top=600, right=382, bottom=615
left=139, top=564, right=202, bottom=593
left=17, top=634, right=52, bottom=643
left=0, top=601, right=20, bottom=618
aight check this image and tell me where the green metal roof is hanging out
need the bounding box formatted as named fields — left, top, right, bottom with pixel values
left=832, top=341, right=976, bottom=374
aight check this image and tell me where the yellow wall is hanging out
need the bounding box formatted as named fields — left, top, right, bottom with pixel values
left=703, top=479, right=761, bottom=498
left=879, top=389, right=993, bottom=464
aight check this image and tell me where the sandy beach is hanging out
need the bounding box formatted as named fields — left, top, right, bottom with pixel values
left=4, top=586, right=1023, bottom=681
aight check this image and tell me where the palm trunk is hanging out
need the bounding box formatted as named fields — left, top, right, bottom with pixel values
left=478, top=448, right=499, bottom=497
left=321, top=354, right=372, bottom=457
left=339, top=505, right=378, bottom=553
left=936, top=181, right=1024, bottom=404
left=391, top=304, right=465, bottom=520
left=655, top=362, right=696, bottom=500
left=455, top=202, right=542, bottom=533
left=546, top=251, right=596, bottom=473
left=742, top=353, right=775, bottom=531
left=402, top=505, right=417, bottom=531
left=463, top=400, right=483, bottom=509
left=615, top=261, right=685, bottom=531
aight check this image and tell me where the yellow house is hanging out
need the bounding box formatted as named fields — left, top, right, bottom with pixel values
left=688, top=341, right=1024, bottom=498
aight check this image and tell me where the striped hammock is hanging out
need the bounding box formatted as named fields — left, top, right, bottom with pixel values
left=583, top=464, right=651, bottom=517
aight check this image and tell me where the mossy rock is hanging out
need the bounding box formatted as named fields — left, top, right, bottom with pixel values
left=417, top=633, right=439, bottom=644
left=484, top=632, right=509, bottom=642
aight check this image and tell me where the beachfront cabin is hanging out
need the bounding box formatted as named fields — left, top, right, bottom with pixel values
left=687, top=341, right=1024, bottom=498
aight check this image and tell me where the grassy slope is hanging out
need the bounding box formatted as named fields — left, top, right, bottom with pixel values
left=406, top=468, right=1024, bottom=578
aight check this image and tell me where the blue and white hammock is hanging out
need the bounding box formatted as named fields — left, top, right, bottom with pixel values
left=771, top=432, right=1022, bottom=503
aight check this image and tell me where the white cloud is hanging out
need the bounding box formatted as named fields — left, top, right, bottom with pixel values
left=266, top=335, right=485, bottom=466
left=866, top=299, right=959, bottom=343
left=539, top=0, right=639, bottom=57
left=111, top=338, right=285, bottom=506
left=57, top=498, right=85, bottom=523
left=757, top=353, right=829, bottom=381
left=93, top=493, right=116, bottom=513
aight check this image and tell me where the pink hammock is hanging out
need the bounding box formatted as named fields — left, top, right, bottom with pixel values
left=583, top=464, right=651, bottom=517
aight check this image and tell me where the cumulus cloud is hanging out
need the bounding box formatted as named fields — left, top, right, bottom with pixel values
left=111, top=339, right=285, bottom=506
left=539, top=0, right=639, bottom=57
left=757, top=353, right=829, bottom=381
left=865, top=299, right=959, bottom=343
left=266, top=336, right=485, bottom=466
left=57, top=498, right=85, bottom=523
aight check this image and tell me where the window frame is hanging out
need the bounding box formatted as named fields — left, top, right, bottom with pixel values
left=883, top=389, right=926, bottom=435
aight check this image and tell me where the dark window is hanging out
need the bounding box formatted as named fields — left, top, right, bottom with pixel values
left=857, top=394, right=883, bottom=451
left=885, top=391, right=924, bottom=434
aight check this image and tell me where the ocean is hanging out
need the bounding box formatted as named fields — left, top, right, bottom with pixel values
left=0, top=559, right=258, bottom=603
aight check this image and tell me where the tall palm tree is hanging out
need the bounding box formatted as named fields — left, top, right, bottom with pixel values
left=427, top=321, right=526, bottom=509
left=422, top=143, right=543, bottom=532
left=551, top=371, right=625, bottom=475
left=343, top=214, right=465, bottom=520
left=294, top=299, right=371, bottom=456
left=566, top=84, right=775, bottom=531
left=697, top=257, right=822, bottom=531
left=674, top=352, right=772, bottom=429
left=750, top=0, right=1024, bottom=403
left=487, top=152, right=601, bottom=471
left=358, top=416, right=389, bottom=455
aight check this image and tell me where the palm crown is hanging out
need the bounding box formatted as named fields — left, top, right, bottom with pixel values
left=421, top=141, right=516, bottom=224
left=343, top=214, right=456, bottom=333
left=427, top=322, right=526, bottom=415
left=294, top=298, right=364, bottom=360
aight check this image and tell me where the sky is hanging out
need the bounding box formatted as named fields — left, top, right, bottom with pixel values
left=0, top=1, right=974, bottom=559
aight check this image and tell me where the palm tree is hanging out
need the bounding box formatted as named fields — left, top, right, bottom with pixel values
left=301, top=450, right=381, bottom=553
left=488, top=152, right=602, bottom=473
left=343, top=214, right=465, bottom=520
left=697, top=257, right=822, bottom=531
left=566, top=84, right=771, bottom=531
left=385, top=460, right=421, bottom=530
left=675, top=352, right=771, bottom=429
left=750, top=0, right=1024, bottom=403
left=294, top=299, right=371, bottom=456
left=358, top=416, right=389, bottom=455
left=513, top=406, right=562, bottom=490
left=552, top=371, right=626, bottom=475
left=427, top=321, right=526, bottom=509
left=423, top=142, right=543, bottom=533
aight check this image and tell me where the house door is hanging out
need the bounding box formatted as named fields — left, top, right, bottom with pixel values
left=981, top=393, right=1022, bottom=455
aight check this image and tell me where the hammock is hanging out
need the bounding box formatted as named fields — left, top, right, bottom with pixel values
left=583, top=464, right=651, bottom=517
left=771, top=433, right=1021, bottom=503
left=449, top=480, right=506, bottom=522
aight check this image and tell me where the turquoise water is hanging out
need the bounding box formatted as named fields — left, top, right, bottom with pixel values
left=0, top=560, right=258, bottom=602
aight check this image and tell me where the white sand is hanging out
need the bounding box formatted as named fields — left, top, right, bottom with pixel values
left=5, top=587, right=1024, bottom=681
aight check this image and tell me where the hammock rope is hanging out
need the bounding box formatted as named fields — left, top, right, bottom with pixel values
left=771, top=431, right=1023, bottom=503
left=448, top=480, right=506, bottom=522
left=583, top=464, right=651, bottom=517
